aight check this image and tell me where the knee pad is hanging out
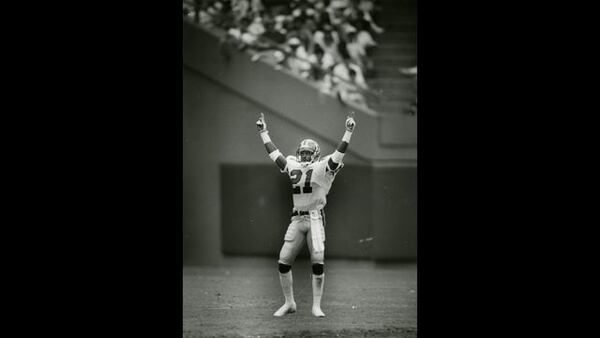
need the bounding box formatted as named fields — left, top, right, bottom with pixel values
left=312, top=263, right=324, bottom=275
left=278, top=263, right=292, bottom=273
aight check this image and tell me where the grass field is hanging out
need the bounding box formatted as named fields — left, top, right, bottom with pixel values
left=183, top=257, right=417, bottom=337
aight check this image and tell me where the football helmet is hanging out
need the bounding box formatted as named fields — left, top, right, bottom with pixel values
left=296, top=139, right=320, bottom=163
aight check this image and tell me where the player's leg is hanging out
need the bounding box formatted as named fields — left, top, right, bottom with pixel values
left=307, top=210, right=326, bottom=317
left=274, top=219, right=307, bottom=317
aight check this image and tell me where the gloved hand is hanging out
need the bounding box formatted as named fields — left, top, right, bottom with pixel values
left=345, top=112, right=356, bottom=132
left=256, top=112, right=267, bottom=133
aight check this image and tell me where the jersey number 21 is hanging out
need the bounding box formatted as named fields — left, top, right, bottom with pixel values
left=290, top=169, right=313, bottom=194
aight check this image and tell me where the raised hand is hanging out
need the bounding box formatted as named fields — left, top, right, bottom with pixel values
left=345, top=112, right=356, bottom=132
left=256, top=112, right=268, bottom=133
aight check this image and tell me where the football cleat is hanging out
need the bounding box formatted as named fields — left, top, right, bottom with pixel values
left=312, top=305, right=325, bottom=317
left=273, top=302, right=297, bottom=317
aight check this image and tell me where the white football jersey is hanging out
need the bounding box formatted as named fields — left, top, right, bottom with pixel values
left=282, top=155, right=342, bottom=211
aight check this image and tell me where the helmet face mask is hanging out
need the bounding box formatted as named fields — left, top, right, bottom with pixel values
left=296, top=139, right=320, bottom=163
left=299, top=150, right=314, bottom=163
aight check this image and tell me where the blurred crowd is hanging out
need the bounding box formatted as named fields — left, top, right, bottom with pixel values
left=183, top=0, right=385, bottom=108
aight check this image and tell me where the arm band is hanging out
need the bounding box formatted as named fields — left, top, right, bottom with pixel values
left=269, top=149, right=283, bottom=161
left=331, top=150, right=344, bottom=164
left=260, top=130, right=287, bottom=171
left=329, top=130, right=352, bottom=170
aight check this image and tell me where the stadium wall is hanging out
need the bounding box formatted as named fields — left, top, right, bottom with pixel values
left=183, top=22, right=417, bottom=264
left=183, top=68, right=370, bottom=264
left=220, top=164, right=375, bottom=260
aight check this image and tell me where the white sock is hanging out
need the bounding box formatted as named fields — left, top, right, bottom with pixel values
left=280, top=271, right=295, bottom=305
left=312, top=273, right=325, bottom=308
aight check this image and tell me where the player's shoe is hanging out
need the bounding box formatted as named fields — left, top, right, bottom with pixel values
left=273, top=302, right=297, bottom=317
left=311, top=305, right=325, bottom=317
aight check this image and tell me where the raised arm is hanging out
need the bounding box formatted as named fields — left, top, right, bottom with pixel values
left=256, top=113, right=287, bottom=172
left=327, top=113, right=356, bottom=172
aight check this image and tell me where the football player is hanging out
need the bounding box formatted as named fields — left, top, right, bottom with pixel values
left=256, top=112, right=356, bottom=317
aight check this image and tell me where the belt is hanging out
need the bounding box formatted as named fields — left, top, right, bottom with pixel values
left=291, top=210, right=310, bottom=216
